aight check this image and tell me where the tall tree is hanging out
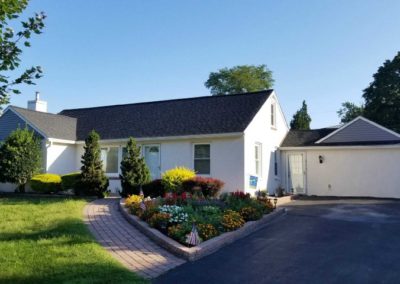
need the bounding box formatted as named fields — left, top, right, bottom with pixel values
left=0, top=0, right=46, bottom=108
left=337, top=101, right=364, bottom=123
left=290, top=100, right=312, bottom=130
left=204, top=64, right=274, bottom=95
left=77, top=130, right=109, bottom=198
left=0, top=127, right=42, bottom=192
left=120, top=137, right=150, bottom=197
left=362, top=51, right=400, bottom=132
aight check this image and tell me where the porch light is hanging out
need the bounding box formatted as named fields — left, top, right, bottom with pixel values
left=319, top=155, right=324, bottom=164
left=273, top=198, right=278, bottom=208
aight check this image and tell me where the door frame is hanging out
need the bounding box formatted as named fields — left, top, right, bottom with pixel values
left=142, top=144, right=161, bottom=179
left=286, top=152, right=307, bottom=194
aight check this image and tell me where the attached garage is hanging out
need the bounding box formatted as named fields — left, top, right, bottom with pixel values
left=280, top=117, right=400, bottom=199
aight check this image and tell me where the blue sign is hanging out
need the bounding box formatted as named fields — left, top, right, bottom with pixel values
left=249, top=175, right=258, bottom=189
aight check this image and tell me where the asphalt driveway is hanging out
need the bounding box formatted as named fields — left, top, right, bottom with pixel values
left=154, top=199, right=400, bottom=284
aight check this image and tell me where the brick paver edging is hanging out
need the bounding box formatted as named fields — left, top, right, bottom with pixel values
left=119, top=199, right=286, bottom=261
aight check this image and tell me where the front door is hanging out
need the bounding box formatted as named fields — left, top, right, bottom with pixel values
left=288, top=153, right=306, bottom=194
left=143, top=145, right=161, bottom=179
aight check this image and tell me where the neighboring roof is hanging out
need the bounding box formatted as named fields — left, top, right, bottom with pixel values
left=9, top=106, right=77, bottom=140
left=59, top=90, right=273, bottom=140
left=281, top=128, right=337, bottom=147
left=282, top=116, right=400, bottom=147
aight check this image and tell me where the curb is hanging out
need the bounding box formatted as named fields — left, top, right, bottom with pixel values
left=119, top=199, right=286, bottom=261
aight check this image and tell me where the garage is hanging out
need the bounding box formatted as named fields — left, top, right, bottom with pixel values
left=280, top=116, right=400, bottom=199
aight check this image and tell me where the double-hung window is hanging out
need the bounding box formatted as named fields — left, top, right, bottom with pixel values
left=194, top=144, right=210, bottom=175
left=255, top=143, right=262, bottom=176
left=101, top=147, right=119, bottom=174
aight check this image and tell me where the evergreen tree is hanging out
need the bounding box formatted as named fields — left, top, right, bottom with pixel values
left=120, top=137, right=150, bottom=197
left=0, top=127, right=41, bottom=192
left=77, top=130, right=109, bottom=198
left=290, top=100, right=312, bottom=130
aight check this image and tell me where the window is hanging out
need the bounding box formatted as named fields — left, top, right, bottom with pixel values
left=101, top=147, right=119, bottom=174
left=194, top=144, right=210, bottom=174
left=271, top=102, right=276, bottom=127
left=255, top=143, right=262, bottom=176
left=274, top=150, right=278, bottom=176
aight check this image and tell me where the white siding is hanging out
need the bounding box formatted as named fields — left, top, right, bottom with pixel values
left=281, top=147, right=400, bottom=199
left=244, top=92, right=289, bottom=195
left=74, top=135, right=245, bottom=194
left=46, top=143, right=78, bottom=174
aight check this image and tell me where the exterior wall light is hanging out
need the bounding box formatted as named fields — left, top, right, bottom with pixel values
left=319, top=155, right=324, bottom=164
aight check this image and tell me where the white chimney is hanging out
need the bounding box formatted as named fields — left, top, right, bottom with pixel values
left=27, top=91, right=47, bottom=112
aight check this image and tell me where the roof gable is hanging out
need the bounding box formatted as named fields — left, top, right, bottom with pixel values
left=316, top=116, right=400, bottom=144
left=9, top=106, right=77, bottom=140
left=60, top=90, right=273, bottom=140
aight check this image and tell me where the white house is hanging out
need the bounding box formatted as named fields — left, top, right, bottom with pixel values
left=0, top=90, right=289, bottom=194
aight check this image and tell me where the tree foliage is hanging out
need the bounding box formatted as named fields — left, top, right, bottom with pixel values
left=0, top=0, right=46, bottom=108
left=77, top=130, right=109, bottom=198
left=290, top=100, right=312, bottom=130
left=204, top=65, right=274, bottom=95
left=362, top=51, right=400, bottom=132
left=119, top=137, right=150, bottom=197
left=337, top=101, right=364, bottom=123
left=0, top=127, right=41, bottom=192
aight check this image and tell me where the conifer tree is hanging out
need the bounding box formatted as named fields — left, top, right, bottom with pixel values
left=120, top=137, right=150, bottom=197
left=77, top=130, right=109, bottom=197
left=290, top=100, right=312, bottom=130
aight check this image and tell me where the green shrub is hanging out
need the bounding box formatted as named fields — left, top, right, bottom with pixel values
left=120, top=179, right=165, bottom=198
left=161, top=167, right=195, bottom=194
left=30, top=173, right=62, bottom=193
left=61, top=172, right=80, bottom=191
left=239, top=206, right=263, bottom=221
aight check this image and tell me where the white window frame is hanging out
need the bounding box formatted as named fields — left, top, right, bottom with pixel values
left=100, top=146, right=120, bottom=176
left=193, top=143, right=211, bottom=175
left=271, top=101, right=277, bottom=129
left=254, top=142, right=262, bottom=176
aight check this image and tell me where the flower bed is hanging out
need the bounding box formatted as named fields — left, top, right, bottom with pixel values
left=124, top=191, right=275, bottom=247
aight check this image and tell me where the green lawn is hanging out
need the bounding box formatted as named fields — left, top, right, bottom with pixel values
left=0, top=196, right=146, bottom=284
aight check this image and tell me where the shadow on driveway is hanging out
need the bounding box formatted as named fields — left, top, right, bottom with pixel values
left=154, top=199, right=400, bottom=284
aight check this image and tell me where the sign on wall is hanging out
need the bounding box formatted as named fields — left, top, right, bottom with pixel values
left=249, top=175, right=258, bottom=189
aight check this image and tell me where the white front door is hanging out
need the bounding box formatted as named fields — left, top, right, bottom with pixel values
left=288, top=153, right=306, bottom=194
left=143, top=145, right=161, bottom=179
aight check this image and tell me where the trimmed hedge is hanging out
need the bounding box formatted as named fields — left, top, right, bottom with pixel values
left=182, top=177, right=224, bottom=197
left=120, top=179, right=166, bottom=198
left=61, top=172, right=80, bottom=191
left=30, top=173, right=62, bottom=193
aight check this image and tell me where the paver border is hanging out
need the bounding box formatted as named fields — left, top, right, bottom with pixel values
left=119, top=199, right=286, bottom=261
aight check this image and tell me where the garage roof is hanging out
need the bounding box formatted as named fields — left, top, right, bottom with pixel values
left=282, top=116, right=400, bottom=147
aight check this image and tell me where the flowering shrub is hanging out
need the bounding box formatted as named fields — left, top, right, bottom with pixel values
left=198, top=223, right=219, bottom=241
left=167, top=223, right=191, bottom=243
left=257, top=198, right=274, bottom=213
left=148, top=212, right=170, bottom=230
left=159, top=205, right=189, bottom=224
left=125, top=194, right=143, bottom=207
left=230, top=191, right=251, bottom=199
left=239, top=206, right=263, bottom=221
left=221, top=210, right=245, bottom=231
left=161, top=167, right=195, bottom=193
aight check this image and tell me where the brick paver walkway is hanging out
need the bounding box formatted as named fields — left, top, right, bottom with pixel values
left=84, top=198, right=185, bottom=279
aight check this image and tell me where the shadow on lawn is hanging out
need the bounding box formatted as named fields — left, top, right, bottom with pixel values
left=0, top=217, right=95, bottom=245
left=0, top=262, right=147, bottom=284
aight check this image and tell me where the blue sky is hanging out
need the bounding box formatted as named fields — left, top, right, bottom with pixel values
left=9, top=0, right=400, bottom=128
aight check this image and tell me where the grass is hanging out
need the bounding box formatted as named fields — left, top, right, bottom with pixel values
left=0, top=196, right=146, bottom=284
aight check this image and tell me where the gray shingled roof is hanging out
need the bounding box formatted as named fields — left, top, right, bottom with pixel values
left=10, top=106, right=77, bottom=140
left=281, top=127, right=400, bottom=147
left=59, top=90, right=273, bottom=140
